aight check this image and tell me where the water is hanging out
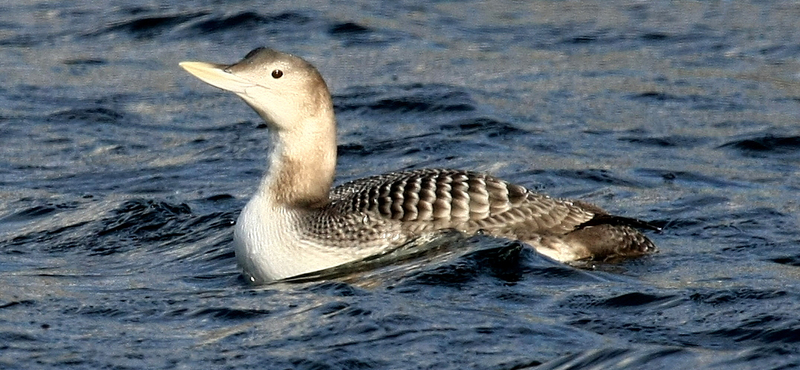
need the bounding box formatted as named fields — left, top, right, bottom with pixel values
left=2, top=0, right=800, bottom=368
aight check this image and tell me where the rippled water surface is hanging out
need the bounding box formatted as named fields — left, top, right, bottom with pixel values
left=2, top=1, right=800, bottom=369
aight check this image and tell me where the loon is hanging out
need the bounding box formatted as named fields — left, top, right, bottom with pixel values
left=179, top=47, right=657, bottom=283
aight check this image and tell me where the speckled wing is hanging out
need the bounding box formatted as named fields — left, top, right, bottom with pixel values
left=326, top=168, right=597, bottom=235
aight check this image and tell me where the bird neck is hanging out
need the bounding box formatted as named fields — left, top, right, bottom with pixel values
left=258, top=113, right=337, bottom=208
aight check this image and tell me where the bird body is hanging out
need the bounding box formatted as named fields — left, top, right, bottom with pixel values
left=180, top=48, right=656, bottom=283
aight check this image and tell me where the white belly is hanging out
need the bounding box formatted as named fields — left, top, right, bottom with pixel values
left=233, top=196, right=360, bottom=283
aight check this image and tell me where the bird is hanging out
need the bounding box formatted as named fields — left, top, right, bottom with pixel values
left=179, top=47, right=657, bottom=283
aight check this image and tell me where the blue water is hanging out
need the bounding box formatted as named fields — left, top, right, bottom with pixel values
left=2, top=1, right=800, bottom=369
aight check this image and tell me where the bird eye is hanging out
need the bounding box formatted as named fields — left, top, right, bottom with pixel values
left=271, top=69, right=283, bottom=79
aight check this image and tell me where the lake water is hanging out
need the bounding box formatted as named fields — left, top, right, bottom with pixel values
left=2, top=0, right=800, bottom=369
